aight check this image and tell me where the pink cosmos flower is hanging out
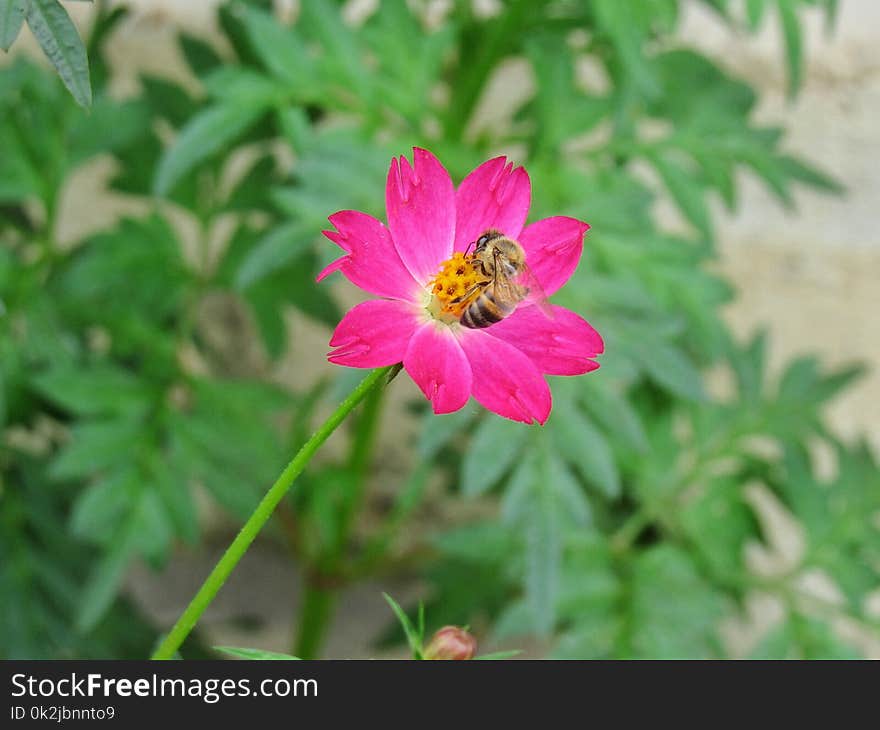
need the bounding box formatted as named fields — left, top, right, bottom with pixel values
left=317, top=148, right=603, bottom=424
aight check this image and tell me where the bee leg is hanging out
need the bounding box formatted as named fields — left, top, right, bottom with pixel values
left=450, top=283, right=483, bottom=305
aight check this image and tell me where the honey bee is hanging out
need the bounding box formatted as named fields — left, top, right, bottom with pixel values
left=454, top=229, right=551, bottom=329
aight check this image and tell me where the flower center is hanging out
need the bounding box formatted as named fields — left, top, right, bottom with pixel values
left=425, top=252, right=486, bottom=324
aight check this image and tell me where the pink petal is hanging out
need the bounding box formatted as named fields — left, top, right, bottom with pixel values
left=487, top=305, right=603, bottom=376
left=459, top=329, right=551, bottom=425
left=327, top=299, right=420, bottom=367
left=453, top=157, right=531, bottom=252
left=317, top=210, right=420, bottom=301
left=385, top=148, right=455, bottom=286
left=518, top=216, right=590, bottom=297
left=404, top=324, right=472, bottom=414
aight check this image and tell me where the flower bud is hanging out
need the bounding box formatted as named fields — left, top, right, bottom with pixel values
left=423, top=626, right=477, bottom=660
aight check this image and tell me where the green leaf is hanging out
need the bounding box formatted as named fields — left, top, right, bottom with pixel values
left=276, top=106, right=312, bottom=151
left=278, top=254, right=340, bottom=323
left=628, top=546, right=724, bottom=658
left=217, top=222, right=339, bottom=355
left=151, top=457, right=198, bottom=544
left=698, top=153, right=737, bottom=210
left=202, top=66, right=288, bottom=106
left=680, top=478, right=756, bottom=582
left=170, top=438, right=261, bottom=518
left=130, top=489, right=174, bottom=565
left=362, top=0, right=453, bottom=124
left=593, top=0, right=660, bottom=97
left=631, top=339, right=705, bottom=401
left=58, top=216, right=189, bottom=325
left=215, top=646, right=301, bottom=660
left=544, top=451, right=593, bottom=526
left=244, top=287, right=287, bottom=360
left=751, top=617, right=861, bottom=659
left=49, top=418, right=142, bottom=480
left=461, top=416, right=529, bottom=497
left=85, top=4, right=126, bottom=91
left=493, top=600, right=538, bottom=641
left=730, top=330, right=767, bottom=402
left=217, top=0, right=262, bottom=67
left=522, top=492, right=562, bottom=637
left=777, top=0, right=803, bottom=98
left=553, top=612, right=621, bottom=659
left=167, top=377, right=290, bottom=518
left=525, top=37, right=609, bottom=154
left=32, top=364, right=151, bottom=417
left=647, top=150, right=711, bottom=239
left=776, top=154, right=844, bottom=194
left=139, top=75, right=198, bottom=128
left=154, top=103, right=266, bottom=196
left=235, top=221, right=314, bottom=290
left=0, top=369, right=7, bottom=427
left=821, top=0, right=839, bottom=31
left=299, top=0, right=369, bottom=94
left=745, top=0, right=766, bottom=30
left=271, top=129, right=388, bottom=223
left=69, top=469, right=137, bottom=542
left=75, top=525, right=137, bottom=631
left=580, top=378, right=648, bottom=453
left=382, top=593, right=423, bottom=659
left=245, top=254, right=340, bottom=355
left=106, top=128, right=163, bottom=198
left=501, top=454, right=564, bottom=635
left=775, top=442, right=880, bottom=605
left=650, top=50, right=756, bottom=128
left=0, top=133, right=44, bottom=203
left=433, top=522, right=517, bottom=566
left=744, top=151, right=795, bottom=207
left=67, top=97, right=151, bottom=168
left=417, top=408, right=474, bottom=459
left=239, top=4, right=314, bottom=90
left=25, top=0, right=92, bottom=107
left=778, top=356, right=864, bottom=405
left=179, top=32, right=223, bottom=77
left=223, top=154, right=281, bottom=212
left=552, top=401, right=620, bottom=499
left=501, top=441, right=594, bottom=533
left=558, top=534, right=619, bottom=611
left=0, top=0, right=26, bottom=51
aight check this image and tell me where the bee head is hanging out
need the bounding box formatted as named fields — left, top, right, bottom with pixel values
left=474, top=229, right=505, bottom=253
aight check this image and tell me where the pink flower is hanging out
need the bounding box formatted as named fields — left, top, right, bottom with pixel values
left=317, top=148, right=603, bottom=425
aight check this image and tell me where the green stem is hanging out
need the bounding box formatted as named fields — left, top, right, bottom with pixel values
left=151, top=365, right=396, bottom=660
left=293, top=584, right=337, bottom=660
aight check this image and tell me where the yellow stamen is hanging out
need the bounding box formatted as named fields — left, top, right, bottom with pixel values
left=426, top=251, right=487, bottom=323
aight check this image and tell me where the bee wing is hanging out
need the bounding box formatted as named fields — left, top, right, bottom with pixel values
left=512, top=262, right=555, bottom=320
left=492, top=258, right=520, bottom=303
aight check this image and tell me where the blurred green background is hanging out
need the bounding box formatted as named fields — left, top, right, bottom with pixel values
left=1, top=0, right=878, bottom=659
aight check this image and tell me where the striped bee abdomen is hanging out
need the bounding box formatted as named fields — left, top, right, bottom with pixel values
left=460, top=288, right=515, bottom=329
